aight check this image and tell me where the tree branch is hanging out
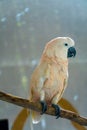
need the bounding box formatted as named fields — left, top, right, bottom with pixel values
left=0, top=91, right=87, bottom=126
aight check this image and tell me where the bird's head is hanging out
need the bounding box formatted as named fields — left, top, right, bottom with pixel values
left=44, top=37, right=76, bottom=60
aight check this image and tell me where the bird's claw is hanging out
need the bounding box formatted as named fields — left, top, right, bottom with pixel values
left=52, top=104, right=60, bottom=119
left=40, top=101, right=47, bottom=114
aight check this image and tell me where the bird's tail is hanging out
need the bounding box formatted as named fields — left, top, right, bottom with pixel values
left=30, top=110, right=42, bottom=124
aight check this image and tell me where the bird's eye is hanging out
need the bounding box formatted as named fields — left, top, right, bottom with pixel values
left=64, top=43, right=68, bottom=46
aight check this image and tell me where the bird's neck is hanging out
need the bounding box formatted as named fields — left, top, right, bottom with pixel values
left=41, top=54, right=68, bottom=67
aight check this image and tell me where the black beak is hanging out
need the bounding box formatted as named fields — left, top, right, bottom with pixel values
left=68, top=47, right=76, bottom=58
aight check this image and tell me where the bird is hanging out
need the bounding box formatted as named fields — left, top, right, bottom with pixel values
left=29, top=37, right=76, bottom=124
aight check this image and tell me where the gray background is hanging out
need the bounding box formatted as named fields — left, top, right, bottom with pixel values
left=0, top=0, right=87, bottom=130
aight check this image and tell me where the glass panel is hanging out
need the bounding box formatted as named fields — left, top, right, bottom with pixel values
left=0, top=0, right=87, bottom=130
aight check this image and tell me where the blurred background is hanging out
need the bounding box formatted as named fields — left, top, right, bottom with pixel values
left=0, top=0, right=87, bottom=130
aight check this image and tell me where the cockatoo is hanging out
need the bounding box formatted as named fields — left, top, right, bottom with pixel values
left=29, top=37, right=76, bottom=124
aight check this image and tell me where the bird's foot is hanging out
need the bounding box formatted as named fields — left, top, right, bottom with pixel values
left=52, top=104, right=60, bottom=119
left=40, top=101, right=47, bottom=114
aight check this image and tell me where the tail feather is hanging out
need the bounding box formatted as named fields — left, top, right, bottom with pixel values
left=31, top=110, right=42, bottom=124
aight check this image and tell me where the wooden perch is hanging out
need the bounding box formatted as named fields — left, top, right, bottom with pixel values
left=0, top=91, right=87, bottom=126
